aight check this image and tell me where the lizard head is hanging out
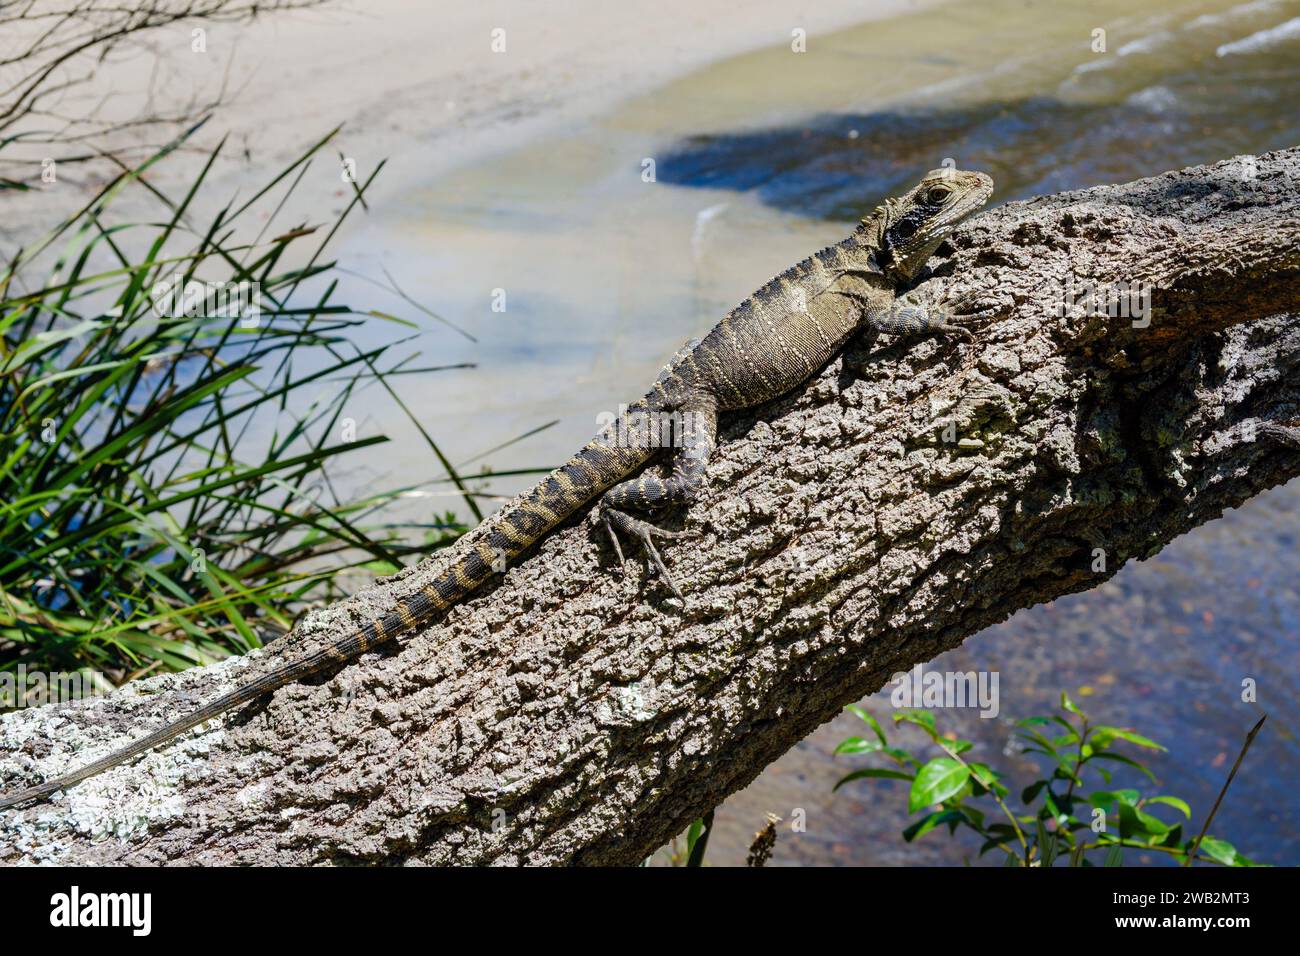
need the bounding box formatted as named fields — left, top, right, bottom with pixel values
left=867, top=169, right=994, bottom=282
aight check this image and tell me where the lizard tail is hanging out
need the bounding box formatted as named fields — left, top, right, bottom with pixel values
left=0, top=431, right=652, bottom=811
left=0, top=620, right=390, bottom=811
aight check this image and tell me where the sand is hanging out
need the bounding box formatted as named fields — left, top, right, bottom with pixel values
left=1, top=0, right=942, bottom=246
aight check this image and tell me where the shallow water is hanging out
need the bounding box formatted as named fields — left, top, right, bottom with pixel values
left=325, top=0, right=1300, bottom=865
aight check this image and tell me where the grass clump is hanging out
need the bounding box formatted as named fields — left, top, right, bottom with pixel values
left=0, top=121, right=473, bottom=694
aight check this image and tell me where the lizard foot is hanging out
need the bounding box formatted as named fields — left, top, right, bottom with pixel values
left=939, top=320, right=976, bottom=343
left=600, top=507, right=693, bottom=600
left=940, top=291, right=1002, bottom=341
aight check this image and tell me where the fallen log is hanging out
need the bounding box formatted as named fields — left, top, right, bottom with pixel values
left=2, top=149, right=1298, bottom=865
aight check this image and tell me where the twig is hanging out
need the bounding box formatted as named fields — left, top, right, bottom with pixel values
left=1183, top=714, right=1267, bottom=866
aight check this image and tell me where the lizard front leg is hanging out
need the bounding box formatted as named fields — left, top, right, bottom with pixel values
left=598, top=396, right=716, bottom=599
left=864, top=290, right=991, bottom=342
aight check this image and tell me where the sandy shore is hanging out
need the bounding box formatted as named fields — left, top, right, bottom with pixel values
left=2, top=0, right=942, bottom=245
left=184, top=0, right=940, bottom=184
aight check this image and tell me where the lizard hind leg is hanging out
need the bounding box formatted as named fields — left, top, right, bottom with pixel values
left=597, top=397, right=717, bottom=600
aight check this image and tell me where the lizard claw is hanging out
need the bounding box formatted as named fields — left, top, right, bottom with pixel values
left=930, top=306, right=975, bottom=343
left=950, top=289, right=1002, bottom=315
left=940, top=303, right=1003, bottom=342
left=601, top=507, right=693, bottom=600
left=600, top=511, right=627, bottom=567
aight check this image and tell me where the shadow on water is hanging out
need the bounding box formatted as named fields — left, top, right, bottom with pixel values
left=658, top=88, right=1300, bottom=220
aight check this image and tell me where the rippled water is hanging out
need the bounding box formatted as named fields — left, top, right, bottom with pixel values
left=658, top=3, right=1300, bottom=214
left=327, top=0, right=1300, bottom=865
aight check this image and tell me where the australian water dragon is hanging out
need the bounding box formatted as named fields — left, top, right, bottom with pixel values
left=0, top=168, right=995, bottom=810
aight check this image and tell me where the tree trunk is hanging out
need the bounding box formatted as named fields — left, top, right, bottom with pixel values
left=3, top=149, right=1299, bottom=866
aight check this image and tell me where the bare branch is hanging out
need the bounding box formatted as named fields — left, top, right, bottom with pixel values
left=0, top=0, right=325, bottom=170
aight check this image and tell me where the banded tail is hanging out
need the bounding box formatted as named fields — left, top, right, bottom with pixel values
left=0, top=430, right=651, bottom=811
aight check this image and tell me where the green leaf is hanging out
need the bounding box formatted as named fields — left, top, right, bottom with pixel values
left=879, top=745, right=921, bottom=767
left=968, top=763, right=1008, bottom=798
left=1061, top=691, right=1085, bottom=719
left=908, top=757, right=970, bottom=813
left=1092, top=726, right=1166, bottom=751
left=957, top=804, right=987, bottom=830
left=1104, top=844, right=1125, bottom=867
left=1118, top=802, right=1171, bottom=839
left=1155, top=824, right=1184, bottom=849
left=1043, top=789, right=1062, bottom=819
left=833, top=768, right=913, bottom=791
left=1195, top=837, right=1238, bottom=866
left=1041, top=825, right=1061, bottom=867
left=1050, top=715, right=1079, bottom=736
left=902, top=809, right=966, bottom=843
left=979, top=837, right=1013, bottom=857
left=1146, top=796, right=1191, bottom=818
left=1089, top=789, right=1140, bottom=809
left=833, top=736, right=883, bottom=755
left=894, top=709, right=940, bottom=741
left=846, top=704, right=886, bottom=744
left=984, top=824, right=1019, bottom=840
left=1015, top=728, right=1060, bottom=756
left=686, top=818, right=703, bottom=851
left=685, top=811, right=713, bottom=867
left=1091, top=752, right=1158, bottom=783
left=1022, top=780, right=1048, bottom=805
left=1015, top=716, right=1053, bottom=727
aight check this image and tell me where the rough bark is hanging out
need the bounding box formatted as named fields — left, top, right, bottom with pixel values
left=2, top=149, right=1299, bottom=866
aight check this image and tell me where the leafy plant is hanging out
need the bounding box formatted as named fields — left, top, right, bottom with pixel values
left=0, top=121, right=487, bottom=692
left=833, top=694, right=1260, bottom=866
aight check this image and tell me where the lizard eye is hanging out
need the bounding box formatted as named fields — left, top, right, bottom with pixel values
left=927, top=185, right=952, bottom=204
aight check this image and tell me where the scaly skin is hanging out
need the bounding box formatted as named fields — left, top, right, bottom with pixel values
left=0, top=169, right=994, bottom=811
left=598, top=169, right=995, bottom=591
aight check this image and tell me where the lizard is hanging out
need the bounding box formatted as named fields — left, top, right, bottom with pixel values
left=0, top=167, right=994, bottom=811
